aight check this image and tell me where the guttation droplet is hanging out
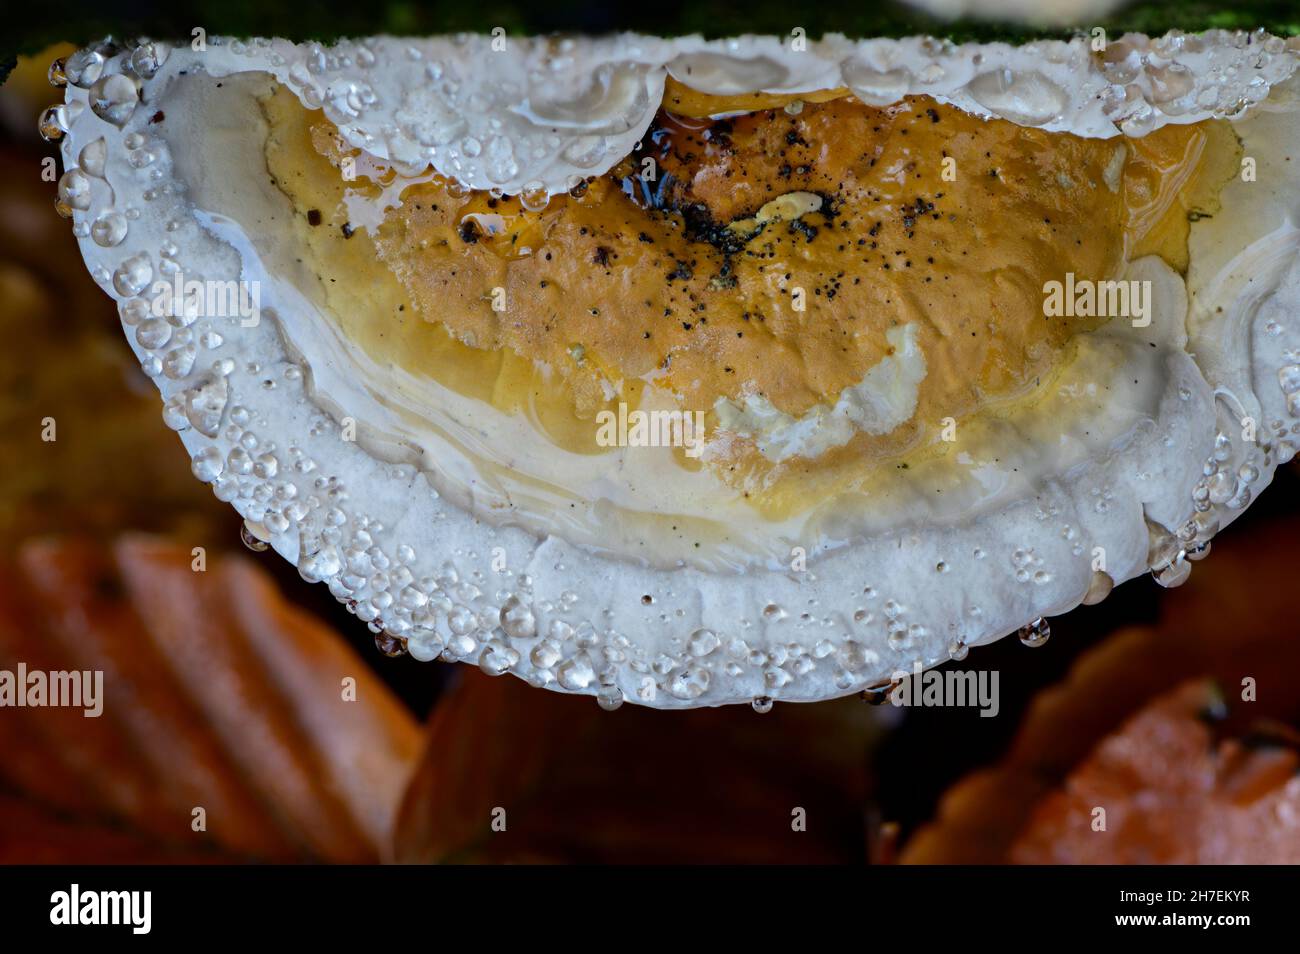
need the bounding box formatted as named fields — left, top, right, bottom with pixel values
left=965, top=68, right=1067, bottom=127
left=91, top=212, right=128, bottom=247
left=842, top=62, right=911, bottom=106
left=65, top=48, right=105, bottom=89
left=48, top=57, right=68, bottom=89
left=860, top=680, right=895, bottom=705
left=240, top=523, right=269, bottom=552
left=499, top=595, right=537, bottom=639
left=374, top=632, right=408, bottom=657
left=1018, top=617, right=1051, bottom=648
left=57, top=169, right=91, bottom=211
left=88, top=73, right=139, bottom=128
left=191, top=446, right=223, bottom=482
left=112, top=252, right=153, bottom=297
left=1153, top=556, right=1192, bottom=588
left=38, top=106, right=67, bottom=142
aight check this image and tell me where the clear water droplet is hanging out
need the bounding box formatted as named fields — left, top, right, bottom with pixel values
left=240, top=522, right=269, bottom=551
left=966, top=69, right=1067, bottom=126
left=130, top=42, right=168, bottom=80
left=557, top=653, right=596, bottom=690
left=38, top=105, right=68, bottom=142
left=667, top=666, right=710, bottom=700
left=375, top=631, right=408, bottom=657
left=57, top=169, right=91, bottom=211
left=499, top=595, right=537, bottom=639
left=65, top=48, right=105, bottom=89
left=483, top=135, right=518, bottom=184
left=1154, top=556, right=1192, bottom=588
left=191, top=446, right=223, bottom=482
left=478, top=644, right=518, bottom=675
left=519, top=180, right=549, bottom=212
left=91, top=212, right=127, bottom=247
left=1018, top=617, right=1051, bottom=648
left=687, top=628, right=720, bottom=657
left=88, top=73, right=139, bottom=127
left=860, top=680, right=895, bottom=705
left=297, top=543, right=342, bottom=583
left=523, top=61, right=652, bottom=134
left=48, top=57, right=68, bottom=88
left=79, top=138, right=108, bottom=178
left=112, top=252, right=153, bottom=297
left=842, top=63, right=911, bottom=106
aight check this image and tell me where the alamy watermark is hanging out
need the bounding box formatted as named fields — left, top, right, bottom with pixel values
left=50, top=884, right=150, bottom=934
left=595, top=402, right=706, bottom=458
left=0, top=664, right=103, bottom=717
left=1043, top=272, right=1151, bottom=328
left=147, top=269, right=261, bottom=327
left=889, top=661, right=1000, bottom=717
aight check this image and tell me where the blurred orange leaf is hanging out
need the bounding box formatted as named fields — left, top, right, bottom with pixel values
left=0, top=145, right=229, bottom=548
left=903, top=512, right=1300, bottom=864
left=1009, top=680, right=1300, bottom=864
left=394, top=669, right=882, bottom=864
left=0, top=536, right=422, bottom=863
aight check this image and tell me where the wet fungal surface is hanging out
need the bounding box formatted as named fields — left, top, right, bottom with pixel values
left=42, top=32, right=1300, bottom=708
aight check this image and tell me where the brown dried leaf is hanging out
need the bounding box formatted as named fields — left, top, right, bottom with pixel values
left=0, top=536, right=422, bottom=863
left=394, top=669, right=881, bottom=864
left=1009, top=680, right=1300, bottom=864
left=902, top=511, right=1300, bottom=864
left=0, top=142, right=229, bottom=548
